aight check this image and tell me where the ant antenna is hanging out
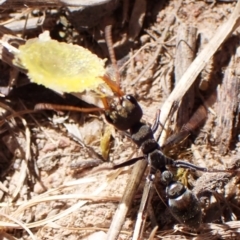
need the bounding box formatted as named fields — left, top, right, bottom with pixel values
left=104, top=25, right=121, bottom=89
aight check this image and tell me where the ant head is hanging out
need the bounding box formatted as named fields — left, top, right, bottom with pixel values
left=105, top=94, right=143, bottom=131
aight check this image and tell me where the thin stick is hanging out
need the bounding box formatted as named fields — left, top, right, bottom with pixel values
left=132, top=179, right=153, bottom=240
left=104, top=25, right=121, bottom=88
left=106, top=160, right=148, bottom=240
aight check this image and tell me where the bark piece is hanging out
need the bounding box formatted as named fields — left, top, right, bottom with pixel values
left=214, top=45, right=240, bottom=154
left=174, top=24, right=198, bottom=130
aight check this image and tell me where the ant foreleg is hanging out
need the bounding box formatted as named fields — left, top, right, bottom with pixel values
left=113, top=156, right=145, bottom=169
left=151, top=109, right=161, bottom=133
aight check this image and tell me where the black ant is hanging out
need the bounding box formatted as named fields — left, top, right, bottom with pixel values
left=11, top=26, right=233, bottom=239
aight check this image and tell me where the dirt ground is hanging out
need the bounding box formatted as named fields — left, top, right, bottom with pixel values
left=0, top=0, right=240, bottom=239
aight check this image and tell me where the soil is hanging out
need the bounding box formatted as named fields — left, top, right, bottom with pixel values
left=0, top=0, right=239, bottom=240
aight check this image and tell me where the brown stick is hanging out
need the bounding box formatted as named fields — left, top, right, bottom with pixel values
left=214, top=43, right=240, bottom=154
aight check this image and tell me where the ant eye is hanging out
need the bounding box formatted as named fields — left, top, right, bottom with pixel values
left=126, top=95, right=137, bottom=104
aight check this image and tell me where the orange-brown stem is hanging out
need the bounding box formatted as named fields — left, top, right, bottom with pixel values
left=102, top=75, right=124, bottom=97
left=34, top=103, right=104, bottom=113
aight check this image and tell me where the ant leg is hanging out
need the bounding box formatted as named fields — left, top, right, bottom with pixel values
left=113, top=156, right=145, bottom=169
left=173, top=160, right=208, bottom=172
left=134, top=157, right=162, bottom=238
left=132, top=177, right=154, bottom=240
left=107, top=160, right=147, bottom=240
left=133, top=159, right=159, bottom=239
left=155, top=101, right=179, bottom=141
left=173, top=160, right=236, bottom=173
left=151, top=109, right=161, bottom=133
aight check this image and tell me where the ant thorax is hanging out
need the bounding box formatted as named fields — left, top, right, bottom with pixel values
left=105, top=95, right=143, bottom=131
left=130, top=123, right=157, bottom=151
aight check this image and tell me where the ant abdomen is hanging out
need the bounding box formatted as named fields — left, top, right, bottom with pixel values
left=167, top=181, right=202, bottom=229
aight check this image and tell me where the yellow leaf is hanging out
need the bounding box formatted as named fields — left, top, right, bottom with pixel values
left=15, top=31, right=106, bottom=94
left=100, top=125, right=113, bottom=160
